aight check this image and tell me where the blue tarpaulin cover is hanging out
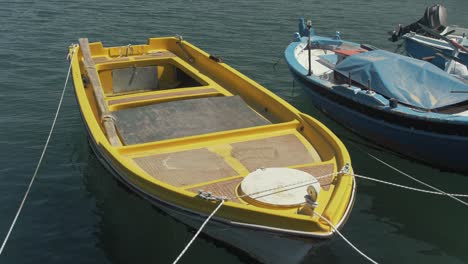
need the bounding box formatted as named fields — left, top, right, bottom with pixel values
left=334, top=50, right=468, bottom=110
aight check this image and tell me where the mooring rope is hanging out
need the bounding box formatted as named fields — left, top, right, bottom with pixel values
left=173, top=164, right=468, bottom=263
left=0, top=46, right=77, bottom=256
left=172, top=200, right=225, bottom=264
left=173, top=172, right=339, bottom=263
left=313, top=211, right=378, bottom=264
left=365, top=152, right=468, bottom=207
left=235, top=171, right=338, bottom=200
left=352, top=173, right=468, bottom=198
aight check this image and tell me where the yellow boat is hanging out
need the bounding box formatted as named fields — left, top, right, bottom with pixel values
left=70, top=36, right=356, bottom=263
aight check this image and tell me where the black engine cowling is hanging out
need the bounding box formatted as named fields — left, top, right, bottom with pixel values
left=390, top=4, right=448, bottom=42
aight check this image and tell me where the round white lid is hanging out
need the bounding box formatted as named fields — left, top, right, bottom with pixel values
left=240, top=167, right=320, bottom=207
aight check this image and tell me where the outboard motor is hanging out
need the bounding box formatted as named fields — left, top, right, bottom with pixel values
left=390, top=4, right=448, bottom=42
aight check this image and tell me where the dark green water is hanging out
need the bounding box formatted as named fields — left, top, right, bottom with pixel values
left=1, top=0, right=467, bottom=263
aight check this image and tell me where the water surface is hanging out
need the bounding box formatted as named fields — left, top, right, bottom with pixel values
left=0, top=0, right=467, bottom=263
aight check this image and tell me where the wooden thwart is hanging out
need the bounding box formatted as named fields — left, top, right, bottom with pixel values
left=108, top=88, right=219, bottom=106
left=79, top=38, right=121, bottom=146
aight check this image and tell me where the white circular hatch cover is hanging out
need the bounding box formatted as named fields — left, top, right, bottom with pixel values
left=240, top=167, right=320, bottom=207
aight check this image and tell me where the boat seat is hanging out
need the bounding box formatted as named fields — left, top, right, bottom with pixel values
left=333, top=49, right=366, bottom=57
left=93, top=51, right=176, bottom=64
left=317, top=54, right=338, bottom=69
left=112, top=96, right=271, bottom=145
left=107, top=87, right=220, bottom=106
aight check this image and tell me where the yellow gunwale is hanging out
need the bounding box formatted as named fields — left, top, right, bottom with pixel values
left=70, top=37, right=355, bottom=236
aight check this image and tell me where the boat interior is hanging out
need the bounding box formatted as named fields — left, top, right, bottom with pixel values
left=294, top=41, right=364, bottom=84
left=76, top=38, right=346, bottom=216
left=294, top=40, right=468, bottom=116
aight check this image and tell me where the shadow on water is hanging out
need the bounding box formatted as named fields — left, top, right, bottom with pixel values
left=1, top=0, right=467, bottom=263
left=82, top=143, right=261, bottom=264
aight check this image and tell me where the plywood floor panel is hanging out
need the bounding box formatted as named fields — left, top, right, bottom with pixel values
left=296, top=163, right=334, bottom=190
left=187, top=178, right=243, bottom=203
left=114, top=96, right=271, bottom=145
left=133, top=148, right=237, bottom=187
left=231, top=134, right=316, bottom=172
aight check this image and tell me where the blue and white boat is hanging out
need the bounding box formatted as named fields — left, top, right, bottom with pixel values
left=285, top=18, right=468, bottom=173
left=390, top=4, right=468, bottom=71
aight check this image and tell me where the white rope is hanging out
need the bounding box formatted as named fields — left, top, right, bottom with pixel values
left=172, top=200, right=225, bottom=264
left=313, top=212, right=378, bottom=264
left=236, top=172, right=338, bottom=200
left=366, top=153, right=468, bottom=207
left=172, top=165, right=468, bottom=263
left=0, top=46, right=77, bottom=256
left=352, top=173, right=468, bottom=198
left=172, top=172, right=339, bottom=262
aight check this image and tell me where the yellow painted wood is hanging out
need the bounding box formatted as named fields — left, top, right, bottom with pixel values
left=78, top=38, right=121, bottom=147
left=70, top=36, right=355, bottom=236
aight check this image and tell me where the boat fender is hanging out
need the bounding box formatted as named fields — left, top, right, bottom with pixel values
left=333, top=31, right=341, bottom=40
left=293, top=32, right=301, bottom=42
left=389, top=98, right=398, bottom=108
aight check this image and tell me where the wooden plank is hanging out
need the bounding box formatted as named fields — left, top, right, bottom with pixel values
left=295, top=163, right=334, bottom=191
left=113, top=96, right=271, bottom=145
left=79, top=38, right=121, bottom=147
left=230, top=134, right=317, bottom=171
left=133, top=148, right=238, bottom=187
left=187, top=178, right=243, bottom=203
left=108, top=88, right=219, bottom=106
left=134, top=50, right=176, bottom=60
left=93, top=56, right=130, bottom=64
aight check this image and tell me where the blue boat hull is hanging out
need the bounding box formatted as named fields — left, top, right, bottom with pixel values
left=290, top=70, right=468, bottom=173
left=405, top=37, right=468, bottom=70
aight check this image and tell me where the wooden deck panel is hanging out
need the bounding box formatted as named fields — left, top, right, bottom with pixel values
left=187, top=178, right=243, bottom=203
left=132, top=134, right=324, bottom=190
left=296, top=163, right=334, bottom=191
left=133, top=148, right=237, bottom=187
left=230, top=134, right=317, bottom=172
left=108, top=88, right=219, bottom=106
left=113, top=96, right=271, bottom=145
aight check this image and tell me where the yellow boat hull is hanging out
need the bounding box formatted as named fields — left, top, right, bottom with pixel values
left=70, top=36, right=356, bottom=260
